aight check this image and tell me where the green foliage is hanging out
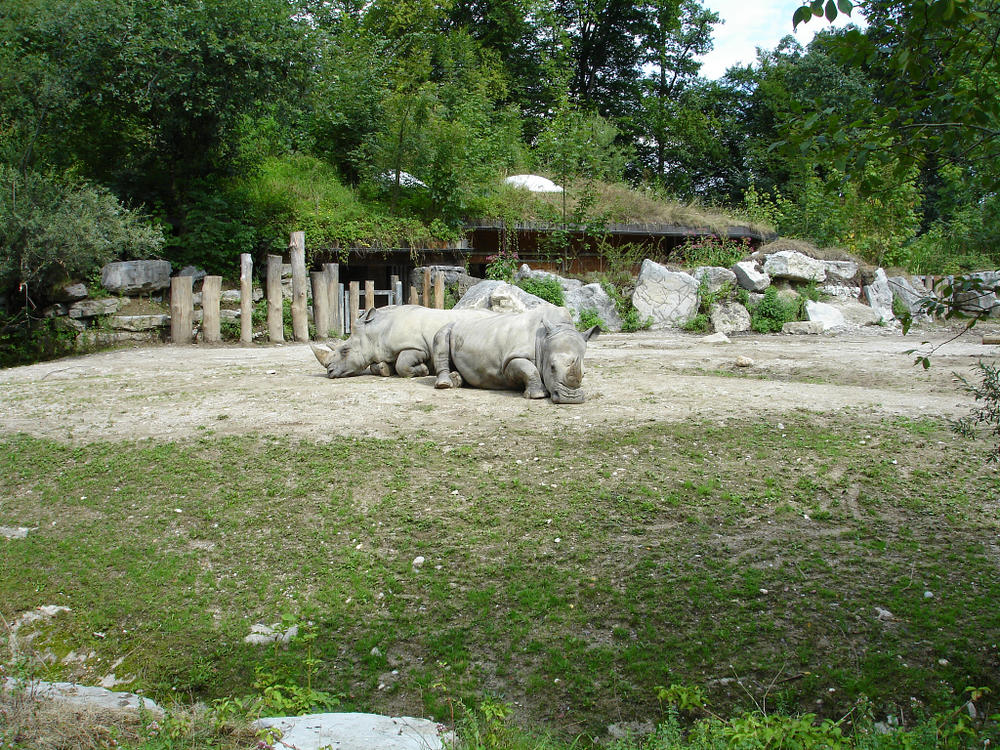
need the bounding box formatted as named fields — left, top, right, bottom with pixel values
left=596, top=239, right=648, bottom=289
left=954, top=360, right=1000, bottom=463
left=682, top=313, right=711, bottom=333
left=677, top=236, right=751, bottom=270
left=515, top=276, right=565, bottom=306
left=485, top=248, right=520, bottom=282
left=535, top=99, right=631, bottom=184
left=749, top=287, right=800, bottom=333
left=577, top=309, right=607, bottom=332
left=0, top=167, right=163, bottom=297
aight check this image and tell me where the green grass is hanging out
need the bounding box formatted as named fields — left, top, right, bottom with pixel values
left=1, top=414, right=998, bottom=744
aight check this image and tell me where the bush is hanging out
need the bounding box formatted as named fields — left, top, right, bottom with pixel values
left=750, top=287, right=800, bottom=333
left=516, top=276, right=565, bottom=306
left=0, top=167, right=163, bottom=300
left=577, top=309, right=607, bottom=332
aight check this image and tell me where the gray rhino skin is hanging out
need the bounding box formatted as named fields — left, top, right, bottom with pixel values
left=312, top=305, right=493, bottom=378
left=432, top=307, right=599, bottom=403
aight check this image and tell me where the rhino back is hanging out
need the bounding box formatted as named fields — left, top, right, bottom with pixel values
left=366, top=306, right=492, bottom=360
left=447, top=310, right=552, bottom=388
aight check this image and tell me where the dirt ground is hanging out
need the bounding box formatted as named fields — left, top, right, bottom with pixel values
left=3, top=322, right=998, bottom=444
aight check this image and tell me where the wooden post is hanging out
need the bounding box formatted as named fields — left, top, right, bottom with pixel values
left=337, top=283, right=345, bottom=335
left=390, top=275, right=400, bottom=304
left=422, top=268, right=431, bottom=307
left=364, top=279, right=375, bottom=312
left=170, top=275, right=193, bottom=344
left=349, top=281, right=360, bottom=329
left=324, top=263, right=340, bottom=337
left=240, top=254, right=253, bottom=345
left=289, top=231, right=309, bottom=342
left=201, top=275, right=222, bottom=343
left=434, top=272, right=444, bottom=309
left=395, top=278, right=404, bottom=307
left=266, top=254, right=284, bottom=343
left=311, top=271, right=329, bottom=342
left=409, top=285, right=419, bottom=305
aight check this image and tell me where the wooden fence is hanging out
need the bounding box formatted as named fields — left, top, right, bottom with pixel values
left=169, top=231, right=447, bottom=344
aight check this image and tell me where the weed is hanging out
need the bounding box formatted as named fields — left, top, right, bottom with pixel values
left=577, top=309, right=607, bottom=332
left=516, top=277, right=565, bottom=306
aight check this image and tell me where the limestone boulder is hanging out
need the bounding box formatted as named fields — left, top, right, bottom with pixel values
left=827, top=298, right=880, bottom=326
left=863, top=268, right=895, bottom=324
left=109, top=315, right=170, bottom=331
left=952, top=271, right=1000, bottom=317
left=732, top=260, right=770, bottom=292
left=820, top=284, right=860, bottom=300
left=68, top=298, right=121, bottom=318
left=565, top=283, right=623, bottom=331
left=888, top=276, right=932, bottom=317
left=709, top=301, right=751, bottom=334
left=514, top=264, right=583, bottom=291
left=454, top=280, right=559, bottom=313
left=692, top=266, right=737, bottom=294
left=822, top=260, right=859, bottom=284
left=631, top=259, right=700, bottom=329
left=805, top=300, right=846, bottom=331
left=101, top=260, right=172, bottom=295
left=253, top=713, right=451, bottom=750
left=411, top=266, right=482, bottom=299
left=763, top=251, right=826, bottom=283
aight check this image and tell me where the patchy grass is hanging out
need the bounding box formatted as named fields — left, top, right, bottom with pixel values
left=1, top=413, right=998, bottom=743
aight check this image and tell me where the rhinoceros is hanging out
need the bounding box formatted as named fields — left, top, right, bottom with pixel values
left=311, top=305, right=493, bottom=378
left=431, top=307, right=599, bottom=403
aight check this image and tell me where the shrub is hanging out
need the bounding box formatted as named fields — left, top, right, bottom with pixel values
left=577, top=309, right=607, bottom=332
left=516, top=276, right=565, bottom=306
left=677, top=235, right=751, bottom=269
left=750, top=287, right=800, bottom=333
left=0, top=167, right=163, bottom=300
left=682, top=313, right=711, bottom=333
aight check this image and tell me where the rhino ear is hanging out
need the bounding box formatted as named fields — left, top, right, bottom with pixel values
left=541, top=317, right=555, bottom=335
left=582, top=325, right=600, bottom=341
left=360, top=307, right=378, bottom=324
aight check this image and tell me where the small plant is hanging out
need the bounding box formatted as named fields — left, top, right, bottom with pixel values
left=954, top=360, right=1000, bottom=462
left=682, top=313, right=711, bottom=333
left=515, top=276, right=565, bottom=306
left=677, top=235, right=751, bottom=269
left=749, top=287, right=800, bottom=333
left=577, top=308, right=607, bottom=332
left=484, top=248, right=520, bottom=282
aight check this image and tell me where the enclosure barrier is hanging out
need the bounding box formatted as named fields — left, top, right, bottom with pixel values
left=169, top=231, right=448, bottom=344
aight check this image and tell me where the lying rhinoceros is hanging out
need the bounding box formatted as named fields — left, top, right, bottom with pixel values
left=432, top=307, right=599, bottom=403
left=311, top=305, right=493, bottom=378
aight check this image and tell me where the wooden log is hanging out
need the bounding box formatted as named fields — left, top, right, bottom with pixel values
left=365, top=279, right=375, bottom=312
left=311, top=271, right=329, bottom=342
left=390, top=275, right=400, bottom=304
left=349, top=281, right=360, bottom=331
left=423, top=268, right=431, bottom=307
left=434, top=272, right=444, bottom=309
left=240, top=253, right=253, bottom=345
left=983, top=334, right=1000, bottom=345
left=289, top=231, right=309, bottom=342
left=201, top=275, right=222, bottom=343
left=266, top=254, right=284, bottom=343
left=409, top=285, right=419, bottom=305
left=170, top=275, right=194, bottom=344
left=394, top=278, right=404, bottom=307
left=324, top=263, right=340, bottom=337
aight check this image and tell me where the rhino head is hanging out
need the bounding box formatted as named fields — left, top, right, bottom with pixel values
left=311, top=309, right=378, bottom=377
left=537, top=319, right=600, bottom=404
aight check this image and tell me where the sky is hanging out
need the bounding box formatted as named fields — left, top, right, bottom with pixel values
left=696, top=0, right=863, bottom=80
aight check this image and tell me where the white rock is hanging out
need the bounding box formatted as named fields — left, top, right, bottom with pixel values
left=763, top=250, right=826, bottom=283
left=709, top=301, right=751, bottom=334
left=732, top=260, right=770, bottom=292
left=823, top=260, right=859, bottom=283
left=692, top=266, right=737, bottom=294
left=735, top=356, right=754, bottom=367
left=253, top=713, right=452, bottom=750
left=0, top=526, right=34, bottom=539
left=781, top=320, right=824, bottom=335
left=863, top=269, right=896, bottom=324
left=805, top=300, right=846, bottom=331
left=700, top=332, right=731, bottom=344
left=412, top=556, right=425, bottom=569
left=3, top=678, right=162, bottom=716
left=631, top=259, right=699, bottom=329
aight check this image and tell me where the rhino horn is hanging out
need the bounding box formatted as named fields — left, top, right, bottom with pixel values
left=566, top=360, right=583, bottom=388
left=311, top=344, right=335, bottom=367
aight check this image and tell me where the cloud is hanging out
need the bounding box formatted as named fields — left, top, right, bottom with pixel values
left=697, top=0, right=861, bottom=79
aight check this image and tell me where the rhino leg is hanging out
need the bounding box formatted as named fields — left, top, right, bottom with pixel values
left=395, top=349, right=429, bottom=378
left=504, top=358, right=547, bottom=399
left=433, top=323, right=460, bottom=389
left=370, top=361, right=395, bottom=377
